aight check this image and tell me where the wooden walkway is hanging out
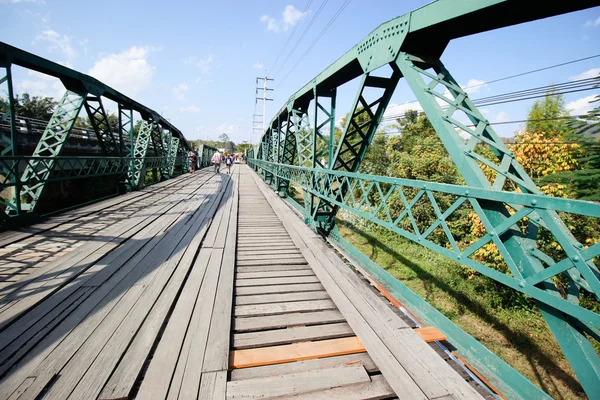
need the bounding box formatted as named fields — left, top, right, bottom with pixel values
left=0, top=165, right=493, bottom=399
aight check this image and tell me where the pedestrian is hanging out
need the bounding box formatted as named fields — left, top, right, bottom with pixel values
left=193, top=148, right=199, bottom=171
left=211, top=150, right=222, bottom=173
left=225, top=154, right=233, bottom=174
left=188, top=149, right=197, bottom=174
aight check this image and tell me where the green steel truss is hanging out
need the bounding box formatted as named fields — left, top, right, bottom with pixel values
left=129, top=120, right=154, bottom=188
left=118, top=104, right=134, bottom=157
left=0, top=43, right=194, bottom=223
left=84, top=96, right=121, bottom=157
left=250, top=1, right=600, bottom=397
left=9, top=91, right=86, bottom=213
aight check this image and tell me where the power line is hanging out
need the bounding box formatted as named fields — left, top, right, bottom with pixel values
left=380, top=77, right=599, bottom=122
left=270, top=0, right=314, bottom=73
left=275, top=0, right=352, bottom=90
left=272, top=0, right=330, bottom=79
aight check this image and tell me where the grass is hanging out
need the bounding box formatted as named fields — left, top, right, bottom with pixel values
left=336, top=218, right=590, bottom=400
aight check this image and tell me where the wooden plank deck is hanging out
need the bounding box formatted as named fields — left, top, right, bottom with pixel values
left=0, top=164, right=493, bottom=399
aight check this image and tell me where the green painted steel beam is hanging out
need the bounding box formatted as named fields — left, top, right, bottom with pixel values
left=264, top=0, right=599, bottom=130
left=128, top=120, right=153, bottom=188
left=84, top=96, right=121, bottom=157
left=0, top=41, right=191, bottom=150
left=7, top=90, right=86, bottom=214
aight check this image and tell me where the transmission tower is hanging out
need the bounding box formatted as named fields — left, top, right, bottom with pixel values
left=254, top=76, right=273, bottom=137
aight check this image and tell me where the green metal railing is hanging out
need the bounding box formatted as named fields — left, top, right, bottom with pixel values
left=249, top=1, right=600, bottom=398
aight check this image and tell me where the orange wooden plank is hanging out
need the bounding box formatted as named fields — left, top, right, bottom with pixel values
left=229, top=336, right=366, bottom=369
left=414, top=327, right=446, bottom=343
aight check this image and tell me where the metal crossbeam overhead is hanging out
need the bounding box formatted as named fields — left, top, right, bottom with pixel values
left=249, top=1, right=600, bottom=398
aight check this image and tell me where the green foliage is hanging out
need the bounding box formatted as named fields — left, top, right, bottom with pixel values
left=4, top=92, right=58, bottom=120
left=526, top=90, right=569, bottom=137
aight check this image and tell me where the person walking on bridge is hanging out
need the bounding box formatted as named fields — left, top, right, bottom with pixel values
left=211, top=150, right=222, bottom=173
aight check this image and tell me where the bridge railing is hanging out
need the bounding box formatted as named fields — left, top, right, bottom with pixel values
left=250, top=159, right=600, bottom=325
left=248, top=0, right=600, bottom=398
left=0, top=41, right=198, bottom=225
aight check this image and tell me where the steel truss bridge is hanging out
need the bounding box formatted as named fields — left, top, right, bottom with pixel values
left=0, top=0, right=599, bottom=399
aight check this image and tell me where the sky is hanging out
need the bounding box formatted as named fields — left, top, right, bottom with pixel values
left=1, top=0, right=599, bottom=144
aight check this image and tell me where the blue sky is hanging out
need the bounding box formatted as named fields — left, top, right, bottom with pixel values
left=1, top=0, right=599, bottom=144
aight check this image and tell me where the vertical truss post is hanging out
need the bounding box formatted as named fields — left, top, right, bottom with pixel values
left=84, top=96, right=121, bottom=157
left=164, top=130, right=178, bottom=178
left=149, top=123, right=168, bottom=181
left=277, top=112, right=297, bottom=194
left=395, top=52, right=600, bottom=394
left=118, top=104, right=134, bottom=158
left=9, top=90, right=86, bottom=214
left=0, top=64, right=19, bottom=218
left=128, top=120, right=153, bottom=189
left=313, top=66, right=401, bottom=232
left=314, top=87, right=336, bottom=169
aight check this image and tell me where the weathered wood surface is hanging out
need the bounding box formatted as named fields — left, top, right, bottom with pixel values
left=0, top=168, right=240, bottom=400
left=0, top=165, right=489, bottom=399
left=247, top=165, right=484, bottom=400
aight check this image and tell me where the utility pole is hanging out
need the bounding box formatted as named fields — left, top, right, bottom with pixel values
left=254, top=76, right=273, bottom=135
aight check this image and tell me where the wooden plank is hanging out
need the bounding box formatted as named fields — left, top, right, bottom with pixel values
left=201, top=171, right=238, bottom=374
left=226, top=365, right=370, bottom=399
left=235, top=264, right=312, bottom=273
left=249, top=167, right=484, bottom=400
left=415, top=327, right=446, bottom=343
left=235, top=290, right=329, bottom=306
left=235, top=276, right=319, bottom=287
left=97, top=230, right=216, bottom=400
left=198, top=370, right=227, bottom=400
left=237, top=253, right=304, bottom=262
left=235, top=283, right=323, bottom=295
left=233, top=322, right=354, bottom=349
left=230, top=336, right=366, bottom=368
left=0, top=175, right=222, bottom=399
left=169, top=249, right=224, bottom=400
left=229, top=352, right=379, bottom=381
left=234, top=310, right=345, bottom=332
left=235, top=269, right=315, bottom=279
left=235, top=299, right=336, bottom=317
left=236, top=257, right=306, bottom=266
left=290, top=374, right=395, bottom=400
left=247, top=167, right=429, bottom=400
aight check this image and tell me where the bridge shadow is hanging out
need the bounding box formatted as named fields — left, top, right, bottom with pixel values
left=0, top=170, right=233, bottom=394
left=341, top=221, right=583, bottom=399
left=0, top=172, right=209, bottom=293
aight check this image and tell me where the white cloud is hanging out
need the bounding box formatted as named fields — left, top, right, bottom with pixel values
left=260, top=5, right=307, bottom=33
left=583, top=16, right=600, bottom=27
left=462, top=78, right=487, bottom=94
left=494, top=111, right=510, bottom=123
left=570, top=68, right=600, bottom=81
left=33, top=29, right=75, bottom=62
left=172, top=83, right=189, bottom=100
left=195, top=77, right=214, bottom=84
left=88, top=46, right=157, bottom=97
left=253, top=62, right=264, bottom=69
left=567, top=95, right=597, bottom=116
left=15, top=77, right=64, bottom=99
left=180, top=105, right=200, bottom=113
left=383, top=101, right=423, bottom=121
left=480, top=108, right=490, bottom=115
left=196, top=55, right=213, bottom=74
left=282, top=5, right=304, bottom=28
left=7, top=0, right=46, bottom=3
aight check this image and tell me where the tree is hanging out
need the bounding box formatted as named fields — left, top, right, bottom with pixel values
left=218, top=133, right=230, bottom=143
left=526, top=90, right=569, bottom=137
left=13, top=93, right=57, bottom=121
